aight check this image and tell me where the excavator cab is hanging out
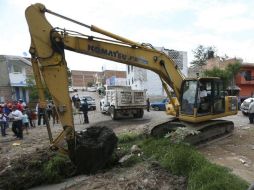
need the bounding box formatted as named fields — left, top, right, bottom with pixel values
left=180, top=78, right=230, bottom=118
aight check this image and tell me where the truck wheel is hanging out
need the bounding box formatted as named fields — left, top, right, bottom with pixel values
left=110, top=106, right=117, bottom=120
left=134, top=109, right=144, bottom=118
left=138, top=109, right=144, bottom=118
left=242, top=111, right=248, bottom=116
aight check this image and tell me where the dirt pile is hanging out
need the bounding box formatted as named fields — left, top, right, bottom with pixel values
left=69, top=126, right=118, bottom=174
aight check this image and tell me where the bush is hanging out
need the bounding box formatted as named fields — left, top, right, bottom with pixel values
left=42, top=154, right=75, bottom=183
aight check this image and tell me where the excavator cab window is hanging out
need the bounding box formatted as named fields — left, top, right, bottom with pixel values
left=197, top=81, right=212, bottom=115
left=196, top=79, right=225, bottom=115
left=181, top=80, right=198, bottom=115
left=212, top=80, right=225, bottom=113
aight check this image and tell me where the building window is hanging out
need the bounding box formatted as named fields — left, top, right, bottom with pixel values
left=12, top=65, right=22, bottom=73
left=128, top=66, right=130, bottom=74
left=244, top=70, right=252, bottom=81
left=131, top=66, right=133, bottom=72
left=132, top=77, right=134, bottom=84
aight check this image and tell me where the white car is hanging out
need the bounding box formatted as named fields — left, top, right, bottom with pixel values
left=240, top=97, right=254, bottom=115
left=68, top=87, right=74, bottom=92
left=87, top=86, right=97, bottom=92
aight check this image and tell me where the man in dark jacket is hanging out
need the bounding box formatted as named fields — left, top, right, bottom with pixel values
left=81, top=98, right=89, bottom=124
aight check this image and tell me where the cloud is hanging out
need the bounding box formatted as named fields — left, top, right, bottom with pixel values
left=1, top=0, right=254, bottom=72
left=194, top=1, right=254, bottom=33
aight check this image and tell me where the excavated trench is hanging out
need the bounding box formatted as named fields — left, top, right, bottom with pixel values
left=0, top=126, right=118, bottom=189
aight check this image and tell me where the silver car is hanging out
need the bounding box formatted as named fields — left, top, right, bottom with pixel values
left=240, top=97, right=254, bottom=115
left=80, top=96, right=96, bottom=111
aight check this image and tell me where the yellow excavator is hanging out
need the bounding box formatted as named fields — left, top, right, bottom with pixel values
left=25, top=3, right=238, bottom=173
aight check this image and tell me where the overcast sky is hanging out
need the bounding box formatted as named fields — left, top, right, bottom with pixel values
left=1, top=0, right=254, bottom=71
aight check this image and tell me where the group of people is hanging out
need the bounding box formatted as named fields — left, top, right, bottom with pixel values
left=0, top=99, right=37, bottom=139
left=36, top=100, right=59, bottom=126
left=0, top=99, right=60, bottom=140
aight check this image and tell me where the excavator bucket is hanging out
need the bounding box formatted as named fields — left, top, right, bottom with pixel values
left=68, top=126, right=118, bottom=174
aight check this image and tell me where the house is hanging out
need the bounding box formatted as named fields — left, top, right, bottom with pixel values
left=189, top=56, right=254, bottom=101
left=0, top=55, right=33, bottom=103
left=235, top=63, right=254, bottom=101
left=71, top=69, right=126, bottom=89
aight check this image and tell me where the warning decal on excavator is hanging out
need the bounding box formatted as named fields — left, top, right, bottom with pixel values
left=87, top=44, right=148, bottom=65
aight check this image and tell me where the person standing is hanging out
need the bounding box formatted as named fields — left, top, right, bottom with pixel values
left=46, top=101, right=53, bottom=121
left=22, top=111, right=29, bottom=134
left=31, top=109, right=37, bottom=127
left=2, top=103, right=11, bottom=128
left=81, top=98, right=89, bottom=124
left=52, top=102, right=59, bottom=125
left=9, top=106, right=23, bottom=139
left=0, top=111, right=8, bottom=137
left=146, top=98, right=150, bottom=112
left=248, top=99, right=254, bottom=124
left=36, top=103, right=46, bottom=126
left=26, top=106, right=35, bottom=128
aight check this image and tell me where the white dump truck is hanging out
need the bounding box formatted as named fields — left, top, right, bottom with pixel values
left=100, top=86, right=146, bottom=120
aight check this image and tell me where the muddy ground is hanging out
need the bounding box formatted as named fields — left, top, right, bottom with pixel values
left=0, top=91, right=254, bottom=189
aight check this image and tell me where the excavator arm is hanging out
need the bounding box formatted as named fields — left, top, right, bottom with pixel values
left=25, top=3, right=184, bottom=151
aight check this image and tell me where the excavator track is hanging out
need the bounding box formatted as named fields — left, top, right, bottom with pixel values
left=148, top=118, right=234, bottom=146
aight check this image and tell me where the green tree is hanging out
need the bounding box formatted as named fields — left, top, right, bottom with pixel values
left=25, top=75, right=39, bottom=102
left=25, top=75, right=51, bottom=102
left=203, top=62, right=241, bottom=88
left=191, top=45, right=217, bottom=67
left=227, top=61, right=241, bottom=86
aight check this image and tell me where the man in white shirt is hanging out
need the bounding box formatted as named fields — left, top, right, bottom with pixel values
left=9, top=105, right=23, bottom=139
left=199, top=85, right=209, bottom=113
left=248, top=99, right=254, bottom=124
left=199, top=85, right=208, bottom=100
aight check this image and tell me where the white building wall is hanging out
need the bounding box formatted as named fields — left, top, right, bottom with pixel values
left=126, top=50, right=188, bottom=97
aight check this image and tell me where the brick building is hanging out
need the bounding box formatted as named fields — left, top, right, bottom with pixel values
left=71, top=69, right=126, bottom=88
left=71, top=70, right=97, bottom=87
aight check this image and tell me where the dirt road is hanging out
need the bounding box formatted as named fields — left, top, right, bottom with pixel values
left=198, top=112, right=254, bottom=183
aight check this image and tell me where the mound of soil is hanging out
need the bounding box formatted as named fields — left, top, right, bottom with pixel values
left=69, top=126, right=118, bottom=174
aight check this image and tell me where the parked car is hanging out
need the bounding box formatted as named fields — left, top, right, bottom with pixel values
left=79, top=96, right=96, bottom=111
left=151, top=98, right=169, bottom=111
left=240, top=97, right=254, bottom=115
left=87, top=86, right=97, bottom=92
left=68, top=87, right=74, bottom=92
